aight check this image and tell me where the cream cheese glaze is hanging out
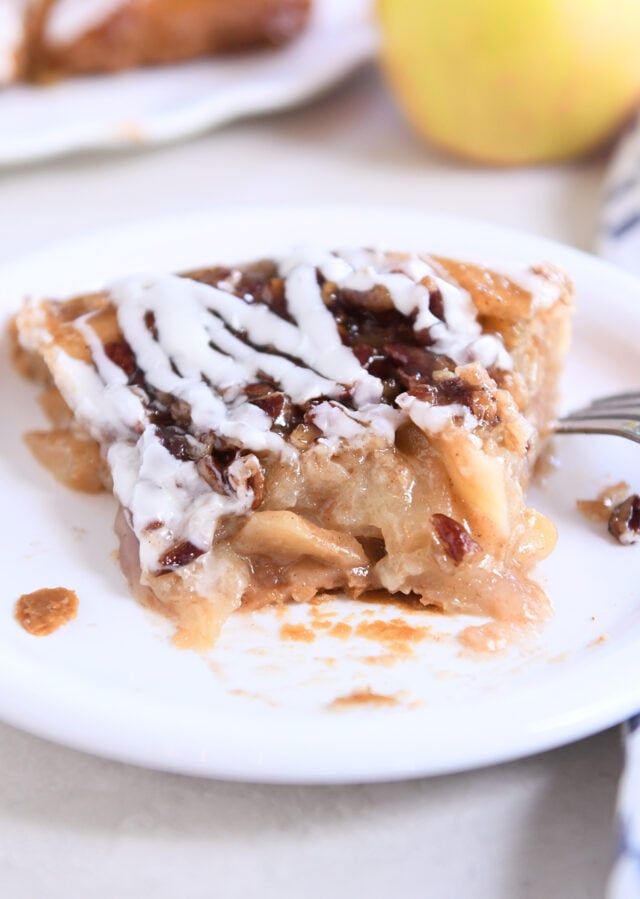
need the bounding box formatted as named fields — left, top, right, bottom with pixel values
left=21, top=247, right=549, bottom=575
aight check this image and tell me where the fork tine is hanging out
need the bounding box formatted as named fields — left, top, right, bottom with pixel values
left=589, top=400, right=640, bottom=412
left=555, top=415, right=640, bottom=444
left=557, top=389, right=640, bottom=444
left=562, top=411, right=640, bottom=422
left=588, top=390, right=640, bottom=405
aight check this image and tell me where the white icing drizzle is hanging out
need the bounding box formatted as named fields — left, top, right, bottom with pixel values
left=311, top=248, right=513, bottom=372
left=22, top=246, right=544, bottom=576
left=396, top=394, right=477, bottom=434
left=309, top=400, right=404, bottom=451
left=44, top=0, right=126, bottom=45
left=283, top=263, right=382, bottom=406
left=498, top=263, right=564, bottom=309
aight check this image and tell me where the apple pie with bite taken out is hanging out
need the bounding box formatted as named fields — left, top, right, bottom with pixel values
left=12, top=247, right=573, bottom=649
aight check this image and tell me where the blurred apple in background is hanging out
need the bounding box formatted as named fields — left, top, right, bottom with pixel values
left=377, top=0, right=640, bottom=165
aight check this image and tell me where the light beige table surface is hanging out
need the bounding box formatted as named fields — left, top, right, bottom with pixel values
left=0, top=66, right=620, bottom=899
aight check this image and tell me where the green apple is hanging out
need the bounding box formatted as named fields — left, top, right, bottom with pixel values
left=377, top=0, right=640, bottom=164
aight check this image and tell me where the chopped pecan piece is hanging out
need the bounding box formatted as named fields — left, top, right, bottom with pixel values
left=158, top=540, right=205, bottom=571
left=156, top=425, right=197, bottom=461
left=339, top=285, right=394, bottom=312
left=432, top=514, right=482, bottom=564
left=428, top=286, right=445, bottom=322
left=186, top=266, right=233, bottom=288
left=608, top=494, right=640, bottom=545
left=104, top=340, right=137, bottom=378
left=196, top=453, right=233, bottom=494
left=143, top=310, right=158, bottom=339
left=245, top=383, right=298, bottom=432
left=384, top=343, right=452, bottom=387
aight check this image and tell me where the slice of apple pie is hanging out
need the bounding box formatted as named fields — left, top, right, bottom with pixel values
left=13, top=247, right=573, bottom=649
left=1, top=0, right=311, bottom=86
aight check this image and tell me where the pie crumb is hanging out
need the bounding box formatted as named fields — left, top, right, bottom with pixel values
left=15, top=587, right=78, bottom=636
left=279, top=623, right=316, bottom=643
left=328, top=689, right=399, bottom=710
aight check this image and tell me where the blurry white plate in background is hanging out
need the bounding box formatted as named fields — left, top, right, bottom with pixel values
left=0, top=0, right=377, bottom=166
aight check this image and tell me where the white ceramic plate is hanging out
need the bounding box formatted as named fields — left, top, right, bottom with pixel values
left=0, top=1, right=376, bottom=166
left=1, top=206, right=640, bottom=784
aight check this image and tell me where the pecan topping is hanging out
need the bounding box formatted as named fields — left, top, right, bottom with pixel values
left=407, top=375, right=499, bottom=425
left=104, top=340, right=138, bottom=379
left=253, top=391, right=291, bottom=425
left=187, top=265, right=233, bottom=288
left=339, top=285, right=394, bottom=312
left=168, top=398, right=192, bottom=427
left=143, top=310, right=158, bottom=339
left=234, top=261, right=288, bottom=318
left=158, top=540, right=205, bottom=571
left=428, top=286, right=445, bottom=322
left=608, top=494, right=640, bottom=545
left=247, top=465, right=265, bottom=509
left=156, top=425, right=196, bottom=461
left=196, top=454, right=229, bottom=494
left=432, top=514, right=482, bottom=564
left=245, top=382, right=299, bottom=432
left=195, top=443, right=239, bottom=492
left=384, top=344, right=451, bottom=387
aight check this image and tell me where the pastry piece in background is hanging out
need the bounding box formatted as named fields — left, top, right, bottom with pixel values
left=13, top=248, right=573, bottom=649
left=1, top=0, right=311, bottom=84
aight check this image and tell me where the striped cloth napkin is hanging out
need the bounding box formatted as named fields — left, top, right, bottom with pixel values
left=602, top=113, right=640, bottom=899
left=599, top=114, right=640, bottom=277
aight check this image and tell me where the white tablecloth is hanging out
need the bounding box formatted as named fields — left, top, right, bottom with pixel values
left=0, top=66, right=622, bottom=899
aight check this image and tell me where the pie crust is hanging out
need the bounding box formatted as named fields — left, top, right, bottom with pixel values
left=13, top=247, right=574, bottom=649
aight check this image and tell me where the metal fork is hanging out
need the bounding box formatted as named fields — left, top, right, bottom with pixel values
left=556, top=391, right=640, bottom=444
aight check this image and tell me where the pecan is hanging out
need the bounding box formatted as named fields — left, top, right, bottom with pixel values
left=168, top=398, right=192, bottom=427
left=466, top=386, right=499, bottom=426
left=352, top=343, right=377, bottom=367
left=339, top=285, right=394, bottom=312
left=247, top=465, right=265, bottom=510
left=156, top=425, right=196, bottom=461
left=428, top=287, right=445, bottom=322
left=407, top=375, right=498, bottom=425
left=252, top=392, right=290, bottom=425
left=245, top=383, right=298, bottom=432
left=144, top=520, right=163, bottom=531
left=158, top=540, right=204, bottom=571
left=186, top=266, right=233, bottom=288
left=435, top=376, right=474, bottom=406
left=104, top=340, right=137, bottom=378
left=321, top=281, right=338, bottom=306
left=224, top=454, right=265, bottom=509
left=384, top=343, right=452, bottom=386
left=143, top=310, right=158, bottom=339
left=147, top=404, right=174, bottom=427
left=236, top=261, right=278, bottom=299
left=244, top=381, right=276, bottom=400
left=406, top=383, right=439, bottom=404
left=196, top=455, right=228, bottom=494
left=608, top=494, right=640, bottom=545
left=432, top=514, right=482, bottom=564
